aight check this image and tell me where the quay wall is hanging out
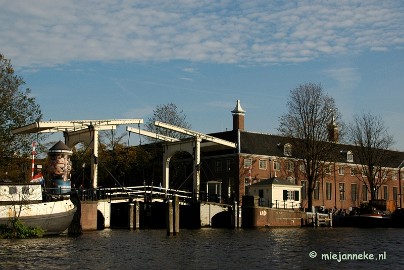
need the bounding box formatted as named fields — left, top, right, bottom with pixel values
left=242, top=196, right=304, bottom=228
left=242, top=206, right=304, bottom=227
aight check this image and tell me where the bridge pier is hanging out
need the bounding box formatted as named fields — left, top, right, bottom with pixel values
left=166, top=196, right=179, bottom=236
left=81, top=201, right=98, bottom=231
left=128, top=201, right=140, bottom=230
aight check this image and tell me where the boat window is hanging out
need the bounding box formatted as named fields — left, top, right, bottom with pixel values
left=22, top=186, right=30, bottom=194
left=9, top=186, right=17, bottom=194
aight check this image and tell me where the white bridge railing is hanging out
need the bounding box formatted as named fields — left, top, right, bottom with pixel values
left=77, top=185, right=193, bottom=202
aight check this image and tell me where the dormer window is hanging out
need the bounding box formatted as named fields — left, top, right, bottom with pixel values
left=284, top=143, right=292, bottom=156
left=346, top=151, right=353, bottom=163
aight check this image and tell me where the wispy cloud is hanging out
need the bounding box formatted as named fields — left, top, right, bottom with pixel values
left=1, top=0, right=403, bottom=68
left=322, top=67, right=361, bottom=92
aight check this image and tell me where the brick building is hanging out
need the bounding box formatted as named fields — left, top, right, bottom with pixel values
left=200, top=100, right=404, bottom=211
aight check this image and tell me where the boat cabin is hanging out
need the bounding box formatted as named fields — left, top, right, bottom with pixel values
left=0, top=183, right=43, bottom=204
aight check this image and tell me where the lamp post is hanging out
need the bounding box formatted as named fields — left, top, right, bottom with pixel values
left=398, top=160, right=404, bottom=209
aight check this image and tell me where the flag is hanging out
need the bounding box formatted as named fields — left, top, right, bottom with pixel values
left=31, top=173, right=44, bottom=184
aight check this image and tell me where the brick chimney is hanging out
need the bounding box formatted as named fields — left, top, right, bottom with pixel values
left=231, top=100, right=245, bottom=131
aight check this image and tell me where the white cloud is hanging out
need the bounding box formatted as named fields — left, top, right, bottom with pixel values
left=1, top=0, right=403, bottom=68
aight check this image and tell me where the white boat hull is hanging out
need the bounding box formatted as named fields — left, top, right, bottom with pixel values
left=0, top=199, right=77, bottom=235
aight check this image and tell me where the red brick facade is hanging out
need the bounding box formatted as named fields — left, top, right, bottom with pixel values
left=201, top=100, right=404, bottom=212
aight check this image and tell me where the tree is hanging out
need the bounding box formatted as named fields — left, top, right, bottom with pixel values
left=144, top=103, right=191, bottom=141
left=348, top=113, right=395, bottom=204
left=278, top=83, right=342, bottom=210
left=0, top=54, right=42, bottom=179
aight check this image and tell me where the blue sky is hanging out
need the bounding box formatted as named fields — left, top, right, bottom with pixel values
left=1, top=0, right=404, bottom=150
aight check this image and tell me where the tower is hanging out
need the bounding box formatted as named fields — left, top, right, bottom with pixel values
left=328, top=116, right=339, bottom=143
left=231, top=100, right=246, bottom=131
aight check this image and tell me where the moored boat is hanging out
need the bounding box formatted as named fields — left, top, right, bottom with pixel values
left=0, top=182, right=76, bottom=235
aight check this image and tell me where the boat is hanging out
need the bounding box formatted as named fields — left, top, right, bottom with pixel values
left=0, top=182, right=77, bottom=235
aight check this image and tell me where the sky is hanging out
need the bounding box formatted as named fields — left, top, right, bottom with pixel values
left=1, top=0, right=404, bottom=150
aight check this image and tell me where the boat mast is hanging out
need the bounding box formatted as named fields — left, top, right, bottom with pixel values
left=31, top=141, right=36, bottom=180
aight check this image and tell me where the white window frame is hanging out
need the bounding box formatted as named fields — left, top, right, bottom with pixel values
left=338, top=166, right=345, bottom=175
left=284, top=143, right=292, bottom=156
left=287, top=161, right=294, bottom=172
left=347, top=151, right=353, bottom=163
left=259, top=159, right=267, bottom=170
left=244, top=158, right=252, bottom=169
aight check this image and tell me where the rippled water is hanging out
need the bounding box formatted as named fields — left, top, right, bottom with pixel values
left=1, top=227, right=404, bottom=270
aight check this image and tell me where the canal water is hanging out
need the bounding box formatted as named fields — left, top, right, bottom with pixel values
left=1, top=227, right=403, bottom=270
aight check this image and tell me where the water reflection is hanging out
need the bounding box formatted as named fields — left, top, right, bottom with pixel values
left=1, top=228, right=404, bottom=269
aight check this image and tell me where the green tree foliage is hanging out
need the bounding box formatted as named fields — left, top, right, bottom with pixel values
left=0, top=54, right=42, bottom=178
left=278, top=83, right=342, bottom=210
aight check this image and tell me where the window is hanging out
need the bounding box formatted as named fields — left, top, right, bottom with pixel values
left=284, top=143, right=292, bottom=156
left=299, top=164, right=305, bottom=173
left=9, top=186, right=17, bottom=194
left=338, top=166, right=345, bottom=175
left=383, top=186, right=388, bottom=200
left=339, top=183, right=345, bottom=200
left=362, top=185, right=368, bottom=201
left=244, top=158, right=252, bottom=168
left=350, top=167, right=357, bottom=176
left=287, top=176, right=295, bottom=184
left=22, top=186, right=30, bottom=194
left=392, top=171, right=398, bottom=180
left=301, top=180, right=307, bottom=200
left=286, top=161, right=294, bottom=172
left=324, top=164, right=332, bottom=175
left=314, top=181, right=320, bottom=200
left=259, top=159, right=267, bottom=170
left=347, top=151, right=353, bottom=162
left=283, top=190, right=298, bottom=201
left=215, top=160, right=222, bottom=172
left=326, top=182, right=332, bottom=200
left=273, top=161, right=281, bottom=171
left=393, top=187, right=398, bottom=201
left=351, top=183, right=357, bottom=201
left=287, top=190, right=295, bottom=201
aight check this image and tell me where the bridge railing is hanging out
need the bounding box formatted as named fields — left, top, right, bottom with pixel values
left=74, top=185, right=193, bottom=202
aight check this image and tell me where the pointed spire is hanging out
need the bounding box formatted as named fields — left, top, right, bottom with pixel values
left=232, top=99, right=245, bottom=115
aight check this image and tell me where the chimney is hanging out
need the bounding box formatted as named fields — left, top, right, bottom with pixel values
left=231, top=100, right=245, bottom=131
